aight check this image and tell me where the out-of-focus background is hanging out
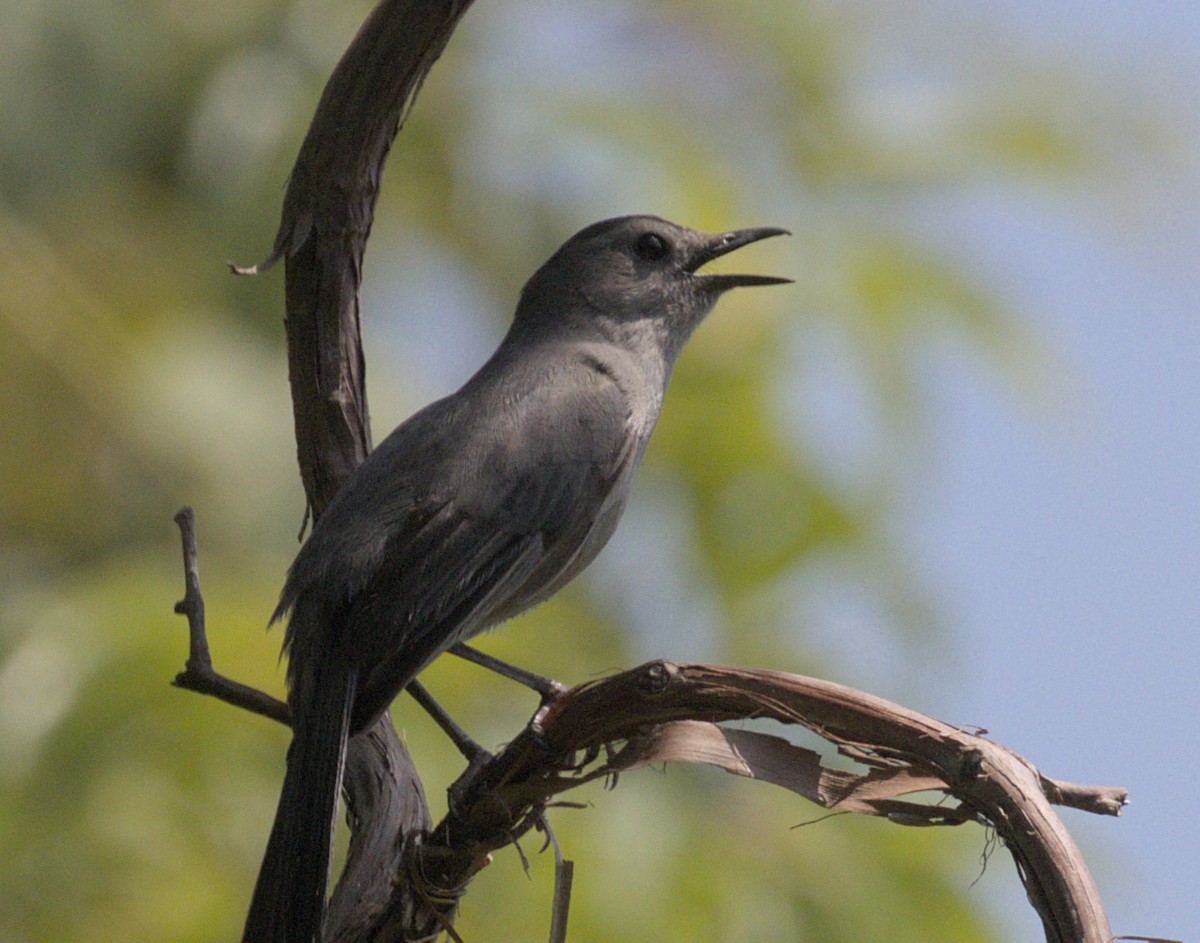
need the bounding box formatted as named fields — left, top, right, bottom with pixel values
left=2, top=1, right=1196, bottom=940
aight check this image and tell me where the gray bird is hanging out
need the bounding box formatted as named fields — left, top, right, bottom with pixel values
left=242, top=214, right=790, bottom=943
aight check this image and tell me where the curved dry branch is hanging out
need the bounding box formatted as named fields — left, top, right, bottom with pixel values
left=173, top=494, right=1126, bottom=942
left=173, top=555, right=1127, bottom=943
left=402, top=661, right=1124, bottom=943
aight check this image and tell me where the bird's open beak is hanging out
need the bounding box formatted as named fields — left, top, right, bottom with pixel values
left=687, top=227, right=792, bottom=290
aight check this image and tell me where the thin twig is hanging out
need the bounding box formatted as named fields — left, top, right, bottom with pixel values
left=171, top=507, right=290, bottom=726
left=539, top=813, right=574, bottom=943
left=173, top=507, right=210, bottom=672
left=1041, top=776, right=1129, bottom=817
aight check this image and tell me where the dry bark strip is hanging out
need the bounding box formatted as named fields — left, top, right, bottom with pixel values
left=174, top=1, right=1136, bottom=940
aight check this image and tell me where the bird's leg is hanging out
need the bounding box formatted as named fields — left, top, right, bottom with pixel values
left=407, top=681, right=498, bottom=817
left=407, top=680, right=491, bottom=766
left=449, top=643, right=566, bottom=703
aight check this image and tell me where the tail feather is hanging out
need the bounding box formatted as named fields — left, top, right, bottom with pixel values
left=242, top=663, right=356, bottom=943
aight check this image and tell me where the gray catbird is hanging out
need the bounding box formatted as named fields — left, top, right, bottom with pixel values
left=242, top=214, right=789, bottom=943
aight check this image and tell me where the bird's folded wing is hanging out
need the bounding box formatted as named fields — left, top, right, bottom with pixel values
left=340, top=497, right=545, bottom=723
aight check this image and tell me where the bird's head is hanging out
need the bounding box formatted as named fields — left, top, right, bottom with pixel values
left=514, top=215, right=790, bottom=360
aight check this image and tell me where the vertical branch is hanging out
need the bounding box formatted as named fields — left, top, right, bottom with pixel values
left=238, top=2, right=477, bottom=939
left=245, top=0, right=477, bottom=519
left=172, top=508, right=290, bottom=724
left=173, top=506, right=210, bottom=672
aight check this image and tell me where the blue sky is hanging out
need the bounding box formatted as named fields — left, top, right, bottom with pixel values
left=903, top=4, right=1200, bottom=937
left=912, top=187, right=1199, bottom=938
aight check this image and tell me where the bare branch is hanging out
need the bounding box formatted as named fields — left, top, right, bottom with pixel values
left=172, top=507, right=289, bottom=726
left=1041, top=776, right=1130, bottom=817
left=231, top=4, right=478, bottom=939
left=402, top=662, right=1122, bottom=943
left=268, top=0, right=477, bottom=519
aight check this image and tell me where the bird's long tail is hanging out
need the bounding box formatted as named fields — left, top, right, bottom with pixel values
left=242, top=661, right=356, bottom=943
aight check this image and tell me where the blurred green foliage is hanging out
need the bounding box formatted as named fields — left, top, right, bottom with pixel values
left=0, top=2, right=1144, bottom=941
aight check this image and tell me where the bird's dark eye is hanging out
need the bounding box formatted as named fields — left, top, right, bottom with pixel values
left=634, top=232, right=670, bottom=262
